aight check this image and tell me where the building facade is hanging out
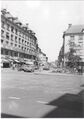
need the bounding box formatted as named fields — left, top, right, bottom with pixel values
left=36, top=47, right=48, bottom=66
left=1, top=9, right=38, bottom=62
left=63, top=24, right=84, bottom=66
left=38, top=52, right=48, bottom=65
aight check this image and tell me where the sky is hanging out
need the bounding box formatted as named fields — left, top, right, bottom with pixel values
left=1, top=0, right=84, bottom=62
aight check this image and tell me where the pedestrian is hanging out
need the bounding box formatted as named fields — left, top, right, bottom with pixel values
left=12, top=63, right=15, bottom=70
left=78, top=66, right=82, bottom=75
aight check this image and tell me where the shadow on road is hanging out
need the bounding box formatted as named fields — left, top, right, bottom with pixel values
left=1, top=113, right=25, bottom=118
left=43, top=90, right=84, bottom=118
left=1, top=91, right=84, bottom=118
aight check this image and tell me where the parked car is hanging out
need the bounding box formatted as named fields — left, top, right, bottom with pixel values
left=18, top=64, right=34, bottom=72
left=52, top=67, right=63, bottom=73
left=43, top=65, right=50, bottom=70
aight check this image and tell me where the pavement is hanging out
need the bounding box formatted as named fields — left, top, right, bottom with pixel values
left=1, top=68, right=84, bottom=118
left=34, top=70, right=84, bottom=76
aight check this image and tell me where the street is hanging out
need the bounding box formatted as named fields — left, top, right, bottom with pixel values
left=1, top=68, right=84, bottom=118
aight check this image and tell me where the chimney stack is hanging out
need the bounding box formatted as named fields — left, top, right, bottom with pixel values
left=68, top=24, right=72, bottom=28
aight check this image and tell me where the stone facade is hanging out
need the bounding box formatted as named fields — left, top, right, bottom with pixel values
left=1, top=9, right=38, bottom=62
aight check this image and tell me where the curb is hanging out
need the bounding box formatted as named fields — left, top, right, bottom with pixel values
left=34, top=72, right=83, bottom=77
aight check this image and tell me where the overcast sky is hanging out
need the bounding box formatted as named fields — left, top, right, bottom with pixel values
left=1, top=0, right=84, bottom=62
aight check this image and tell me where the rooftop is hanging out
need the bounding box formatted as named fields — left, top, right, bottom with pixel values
left=1, top=9, right=36, bottom=36
left=65, top=24, right=84, bottom=34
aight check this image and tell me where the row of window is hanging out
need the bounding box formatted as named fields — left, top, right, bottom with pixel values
left=1, top=30, right=35, bottom=47
left=1, top=21, right=35, bottom=43
left=70, top=35, right=83, bottom=41
left=1, top=39, right=35, bottom=52
left=1, top=49, right=36, bottom=59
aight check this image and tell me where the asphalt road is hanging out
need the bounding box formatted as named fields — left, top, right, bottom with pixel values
left=1, top=68, right=84, bottom=118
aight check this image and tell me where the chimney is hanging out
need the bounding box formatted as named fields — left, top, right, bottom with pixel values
left=68, top=24, right=72, bottom=28
left=1, top=9, right=7, bottom=15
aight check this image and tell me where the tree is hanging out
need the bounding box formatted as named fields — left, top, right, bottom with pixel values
left=58, top=44, right=64, bottom=66
left=65, top=48, right=81, bottom=69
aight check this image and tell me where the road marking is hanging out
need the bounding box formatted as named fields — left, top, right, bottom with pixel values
left=37, top=100, right=48, bottom=104
left=8, top=96, right=21, bottom=100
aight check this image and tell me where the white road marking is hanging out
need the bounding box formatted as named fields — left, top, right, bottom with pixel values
left=37, top=100, right=48, bottom=104
left=8, top=96, right=20, bottom=100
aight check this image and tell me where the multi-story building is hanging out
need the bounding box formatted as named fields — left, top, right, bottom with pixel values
left=63, top=24, right=84, bottom=66
left=38, top=52, right=48, bottom=65
left=1, top=9, right=38, bottom=62
left=36, top=47, right=48, bottom=66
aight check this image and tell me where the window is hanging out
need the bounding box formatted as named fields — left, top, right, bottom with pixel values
left=1, top=30, right=4, bottom=37
left=6, top=41, right=9, bottom=45
left=70, top=35, right=74, bottom=41
left=7, top=24, right=10, bottom=31
left=22, top=39, right=24, bottom=44
left=1, top=39, right=4, bottom=44
left=19, top=45, right=20, bottom=48
left=19, top=38, right=21, bottom=44
left=11, top=34, right=13, bottom=41
left=15, top=29, right=18, bottom=35
left=11, top=43, right=13, bottom=46
left=78, top=40, right=83, bottom=43
left=5, top=50, right=8, bottom=55
left=30, top=43, right=31, bottom=47
left=15, top=44, right=17, bottom=47
left=79, top=35, right=83, bottom=40
left=19, top=31, right=21, bottom=36
left=11, top=26, right=14, bottom=33
left=25, top=41, right=26, bottom=46
left=6, top=32, right=9, bottom=40
left=15, top=36, right=17, bottom=43
left=2, top=21, right=5, bottom=28
left=22, top=46, right=23, bottom=50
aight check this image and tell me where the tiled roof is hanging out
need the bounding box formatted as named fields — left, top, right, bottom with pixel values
left=65, top=25, right=84, bottom=34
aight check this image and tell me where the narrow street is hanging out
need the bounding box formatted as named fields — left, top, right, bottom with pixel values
left=1, top=68, right=84, bottom=118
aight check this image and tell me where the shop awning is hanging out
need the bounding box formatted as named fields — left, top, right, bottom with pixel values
left=1, top=59, right=10, bottom=63
left=14, top=59, right=20, bottom=63
left=25, top=61, right=34, bottom=65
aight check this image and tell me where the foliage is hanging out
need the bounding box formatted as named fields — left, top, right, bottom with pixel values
left=58, top=44, right=64, bottom=64
left=65, top=48, right=81, bottom=68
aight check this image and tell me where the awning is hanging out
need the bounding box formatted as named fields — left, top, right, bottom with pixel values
left=1, top=59, right=10, bottom=63
left=25, top=61, right=33, bottom=65
left=14, top=59, right=20, bottom=63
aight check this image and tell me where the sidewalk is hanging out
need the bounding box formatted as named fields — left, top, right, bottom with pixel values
left=34, top=70, right=84, bottom=76
left=1, top=68, right=19, bottom=73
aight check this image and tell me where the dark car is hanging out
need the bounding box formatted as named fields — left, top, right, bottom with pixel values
left=43, top=65, right=50, bottom=70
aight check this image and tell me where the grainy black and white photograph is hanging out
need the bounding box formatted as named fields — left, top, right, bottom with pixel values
left=1, top=0, right=84, bottom=118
